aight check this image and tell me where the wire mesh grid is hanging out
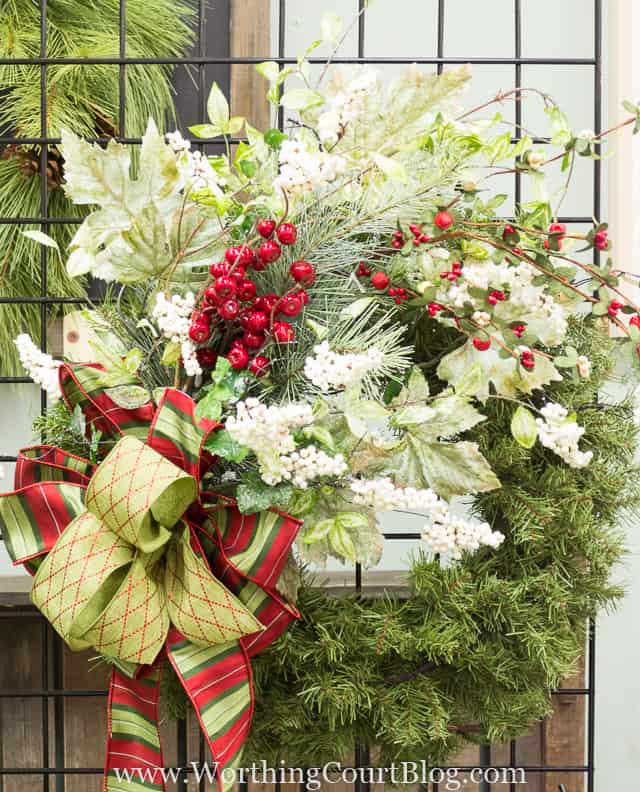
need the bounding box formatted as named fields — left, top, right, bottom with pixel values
left=0, top=0, right=602, bottom=789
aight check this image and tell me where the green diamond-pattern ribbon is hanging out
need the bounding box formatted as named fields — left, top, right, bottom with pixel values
left=31, top=435, right=262, bottom=665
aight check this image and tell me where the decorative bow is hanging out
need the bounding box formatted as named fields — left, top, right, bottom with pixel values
left=0, top=363, right=301, bottom=792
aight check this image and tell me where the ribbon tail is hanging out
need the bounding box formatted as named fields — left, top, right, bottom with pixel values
left=104, top=665, right=166, bottom=792
left=165, top=628, right=253, bottom=792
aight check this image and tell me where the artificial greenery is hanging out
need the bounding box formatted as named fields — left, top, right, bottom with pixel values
left=240, top=320, right=635, bottom=765
left=0, top=0, right=195, bottom=374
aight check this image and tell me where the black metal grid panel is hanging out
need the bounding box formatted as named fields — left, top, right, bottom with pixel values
left=0, top=0, right=602, bottom=789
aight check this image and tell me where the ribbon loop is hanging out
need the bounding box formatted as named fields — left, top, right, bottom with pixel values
left=86, top=435, right=198, bottom=553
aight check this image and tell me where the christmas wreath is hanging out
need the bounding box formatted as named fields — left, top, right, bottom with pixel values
left=3, top=13, right=640, bottom=790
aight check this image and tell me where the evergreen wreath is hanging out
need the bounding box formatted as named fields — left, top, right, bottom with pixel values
left=0, top=0, right=195, bottom=374
left=4, top=10, right=640, bottom=783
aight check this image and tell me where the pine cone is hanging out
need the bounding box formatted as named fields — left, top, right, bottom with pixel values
left=3, top=145, right=66, bottom=190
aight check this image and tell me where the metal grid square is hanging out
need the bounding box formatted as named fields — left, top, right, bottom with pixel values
left=0, top=1, right=601, bottom=790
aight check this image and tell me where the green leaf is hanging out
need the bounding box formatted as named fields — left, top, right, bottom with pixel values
left=328, top=523, right=357, bottom=562
left=510, top=406, right=538, bottom=449
left=61, top=130, right=131, bottom=208
left=207, top=82, right=230, bottom=129
left=264, top=128, right=287, bottom=148
left=320, top=12, right=343, bottom=46
left=301, top=425, right=335, bottom=450
left=302, top=517, right=335, bottom=544
left=189, top=124, right=220, bottom=139
left=204, top=429, right=249, bottom=462
left=105, top=385, right=151, bottom=410
left=21, top=230, right=60, bottom=256
left=123, top=348, right=143, bottom=373
left=236, top=473, right=294, bottom=514
left=194, top=390, right=223, bottom=422
left=161, top=341, right=181, bottom=366
left=256, top=61, right=280, bottom=81
left=280, top=89, right=325, bottom=111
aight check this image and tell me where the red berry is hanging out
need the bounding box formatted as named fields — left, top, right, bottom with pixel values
left=188, top=321, right=210, bottom=344
left=512, top=323, right=526, bottom=338
left=502, top=224, right=516, bottom=239
left=249, top=355, right=270, bottom=377
left=231, top=264, right=246, bottom=281
left=548, top=222, right=567, bottom=235
left=192, top=310, right=211, bottom=326
left=214, top=275, right=236, bottom=299
left=451, top=261, right=462, bottom=272
left=630, top=315, right=640, bottom=328
left=203, top=285, right=221, bottom=306
left=290, top=260, right=316, bottom=286
left=434, top=210, right=454, bottom=230
left=296, top=288, right=310, bottom=305
left=428, top=302, right=444, bottom=317
left=257, top=240, right=282, bottom=264
left=357, top=262, right=371, bottom=277
left=593, top=230, right=608, bottom=250
left=257, top=219, right=276, bottom=239
left=218, top=299, right=240, bottom=321
left=488, top=290, right=506, bottom=305
left=472, top=337, right=491, bottom=351
left=419, top=234, right=431, bottom=244
left=391, top=239, right=403, bottom=249
left=279, top=294, right=303, bottom=317
left=243, top=331, right=265, bottom=350
left=209, top=261, right=229, bottom=277
left=272, top=321, right=295, bottom=343
left=409, top=223, right=422, bottom=236
left=227, top=345, right=249, bottom=369
left=371, top=271, right=390, bottom=290
left=236, top=280, right=257, bottom=302
left=246, top=310, right=269, bottom=334
left=276, top=223, right=297, bottom=245
left=196, top=348, right=217, bottom=369
left=225, top=245, right=254, bottom=266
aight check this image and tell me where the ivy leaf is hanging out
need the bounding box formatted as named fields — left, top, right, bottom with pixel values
left=510, top=406, right=538, bottom=449
left=302, top=517, right=335, bottom=544
left=189, top=124, right=220, bottom=139
left=280, top=89, right=325, bottom=112
left=204, top=429, right=249, bottom=463
left=21, top=230, right=61, bottom=259
left=108, top=203, right=172, bottom=282
left=438, top=340, right=562, bottom=401
left=207, top=82, right=230, bottom=130
left=61, top=130, right=131, bottom=207
left=194, top=390, right=223, bottom=422
left=383, top=435, right=500, bottom=499
left=236, top=472, right=294, bottom=515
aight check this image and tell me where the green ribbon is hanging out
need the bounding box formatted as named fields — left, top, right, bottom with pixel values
left=31, top=435, right=262, bottom=665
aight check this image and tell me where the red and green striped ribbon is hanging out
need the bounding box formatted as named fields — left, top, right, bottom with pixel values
left=0, top=363, right=302, bottom=792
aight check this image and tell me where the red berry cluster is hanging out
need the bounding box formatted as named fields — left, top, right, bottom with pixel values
left=359, top=268, right=409, bottom=304
left=593, top=229, right=608, bottom=251
left=390, top=224, right=432, bottom=250
left=439, top=260, right=463, bottom=282
left=487, top=289, right=506, bottom=306
left=188, top=220, right=315, bottom=375
left=519, top=348, right=535, bottom=370
left=608, top=300, right=624, bottom=318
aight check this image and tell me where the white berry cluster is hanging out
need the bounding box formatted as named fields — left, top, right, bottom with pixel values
left=536, top=403, right=593, bottom=468
left=165, top=130, right=191, bottom=153
left=15, top=334, right=62, bottom=402
left=274, top=138, right=347, bottom=194
left=317, top=68, right=378, bottom=144
left=151, top=292, right=202, bottom=377
left=226, top=398, right=314, bottom=485
left=278, top=445, right=348, bottom=489
left=421, top=515, right=505, bottom=559
left=303, top=341, right=385, bottom=391
left=349, top=477, right=504, bottom=559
